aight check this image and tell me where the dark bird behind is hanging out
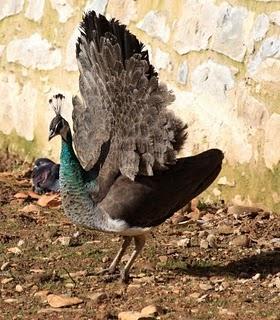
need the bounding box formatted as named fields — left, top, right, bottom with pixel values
left=48, top=11, right=223, bottom=282
left=31, top=158, right=60, bottom=194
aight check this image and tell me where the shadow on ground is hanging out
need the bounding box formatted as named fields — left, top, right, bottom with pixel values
left=172, top=249, right=280, bottom=278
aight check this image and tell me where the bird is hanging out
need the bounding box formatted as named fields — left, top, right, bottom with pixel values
left=31, top=158, right=60, bottom=194
left=48, top=11, right=224, bottom=283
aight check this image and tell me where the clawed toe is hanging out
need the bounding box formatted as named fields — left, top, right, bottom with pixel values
left=95, top=267, right=118, bottom=276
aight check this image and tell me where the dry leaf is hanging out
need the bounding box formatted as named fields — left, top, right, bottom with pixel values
left=27, top=191, right=41, bottom=200
left=37, top=194, right=61, bottom=208
left=14, top=192, right=28, bottom=199
left=19, top=204, right=39, bottom=213
left=7, top=247, right=22, bottom=255
left=47, top=294, right=83, bottom=308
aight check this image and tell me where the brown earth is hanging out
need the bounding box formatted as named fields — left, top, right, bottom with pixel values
left=0, top=156, right=279, bottom=320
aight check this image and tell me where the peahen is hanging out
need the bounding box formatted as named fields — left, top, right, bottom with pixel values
left=48, top=11, right=223, bottom=282
left=31, top=158, right=60, bottom=194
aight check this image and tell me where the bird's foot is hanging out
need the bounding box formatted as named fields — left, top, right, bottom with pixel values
left=120, top=270, right=130, bottom=284
left=95, top=267, right=117, bottom=276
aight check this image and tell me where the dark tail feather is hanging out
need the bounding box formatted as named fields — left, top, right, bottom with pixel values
left=77, top=10, right=157, bottom=78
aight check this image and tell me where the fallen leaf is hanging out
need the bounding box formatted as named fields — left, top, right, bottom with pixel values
left=7, top=247, right=22, bottom=255
left=47, top=294, right=83, bottom=308
left=37, top=194, right=61, bottom=208
left=14, top=192, right=28, bottom=199
left=27, top=191, right=41, bottom=200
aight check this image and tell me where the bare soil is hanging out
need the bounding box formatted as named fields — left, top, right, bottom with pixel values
left=0, top=156, right=279, bottom=320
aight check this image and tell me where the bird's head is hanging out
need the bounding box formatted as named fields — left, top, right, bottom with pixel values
left=48, top=94, right=71, bottom=142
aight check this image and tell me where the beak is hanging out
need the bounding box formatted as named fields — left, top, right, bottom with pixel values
left=48, top=130, right=56, bottom=141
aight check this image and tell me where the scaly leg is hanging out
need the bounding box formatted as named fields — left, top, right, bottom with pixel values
left=97, top=236, right=132, bottom=275
left=121, top=234, right=146, bottom=283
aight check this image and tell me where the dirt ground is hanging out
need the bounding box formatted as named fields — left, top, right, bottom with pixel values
left=0, top=156, right=279, bottom=320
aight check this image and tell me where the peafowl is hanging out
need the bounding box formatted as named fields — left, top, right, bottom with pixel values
left=48, top=11, right=224, bottom=282
left=31, top=158, right=60, bottom=194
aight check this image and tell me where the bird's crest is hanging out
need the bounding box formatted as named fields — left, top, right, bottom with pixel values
left=49, top=93, right=65, bottom=116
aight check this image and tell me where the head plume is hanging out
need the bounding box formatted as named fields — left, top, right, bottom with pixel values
left=49, top=93, right=65, bottom=116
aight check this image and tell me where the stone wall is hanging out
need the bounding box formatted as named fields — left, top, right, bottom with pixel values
left=0, top=0, right=279, bottom=210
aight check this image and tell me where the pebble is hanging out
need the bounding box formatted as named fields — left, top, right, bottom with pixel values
left=231, top=235, right=250, bottom=247
left=47, top=294, right=83, bottom=308
left=217, top=225, right=234, bottom=235
left=34, top=290, right=50, bottom=303
left=87, top=292, right=107, bottom=303
left=177, top=238, right=190, bottom=247
left=141, top=304, right=163, bottom=316
left=252, top=273, right=261, bottom=281
left=4, top=298, right=18, bottom=303
left=206, top=234, right=217, bottom=248
left=1, top=278, right=13, bottom=284
left=15, top=284, right=24, bottom=292
left=118, top=311, right=156, bottom=320
left=199, top=283, right=213, bottom=291
left=1, top=262, right=10, bottom=271
left=200, top=239, right=209, bottom=249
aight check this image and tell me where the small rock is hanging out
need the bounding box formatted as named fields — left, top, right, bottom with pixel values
left=274, top=277, right=280, bottom=289
left=227, top=205, right=261, bottom=217
left=141, top=304, right=163, bottom=316
left=65, top=283, right=75, bottom=288
left=15, top=284, right=24, bottom=292
left=17, top=239, right=25, bottom=247
left=177, top=238, right=190, bottom=247
left=199, top=283, right=213, bottom=291
left=118, top=311, right=156, bottom=320
left=252, top=273, right=261, bottom=281
left=55, top=236, right=72, bottom=246
left=217, top=225, right=234, bottom=235
left=1, top=262, right=10, bottom=271
left=189, top=292, right=200, bottom=299
left=219, top=308, right=236, bottom=317
left=87, top=292, right=107, bottom=303
left=231, top=235, right=250, bottom=248
left=1, top=278, right=13, bottom=284
left=127, top=284, right=141, bottom=293
left=34, top=290, right=50, bottom=303
left=7, top=247, right=22, bottom=255
left=200, top=239, right=209, bottom=249
left=206, top=234, right=217, bottom=248
left=4, top=298, right=18, bottom=303
left=47, top=294, right=83, bottom=308
left=158, top=255, right=168, bottom=263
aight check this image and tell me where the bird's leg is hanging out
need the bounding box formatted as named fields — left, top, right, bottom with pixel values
left=97, top=236, right=132, bottom=275
left=120, top=234, right=146, bottom=283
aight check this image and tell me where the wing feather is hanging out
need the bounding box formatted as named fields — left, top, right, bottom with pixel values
left=73, top=11, right=187, bottom=197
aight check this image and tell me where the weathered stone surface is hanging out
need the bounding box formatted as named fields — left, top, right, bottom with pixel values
left=0, top=0, right=24, bottom=21
left=211, top=3, right=251, bottom=62
left=154, top=48, right=170, bottom=70
left=177, top=61, right=188, bottom=85
left=7, top=33, right=61, bottom=70
left=47, top=294, right=83, bottom=308
left=191, top=60, right=235, bottom=100
left=251, top=14, right=269, bottom=42
left=270, top=11, right=280, bottom=26
left=137, top=11, right=170, bottom=43
left=25, top=0, right=45, bottom=22
left=264, top=113, right=280, bottom=169
left=248, top=36, right=280, bottom=80
left=173, top=0, right=218, bottom=54
left=0, top=74, right=37, bottom=140
left=107, top=0, right=137, bottom=25
left=0, top=45, right=5, bottom=57
left=65, top=28, right=80, bottom=72
left=235, top=82, right=269, bottom=129
left=50, top=0, right=73, bottom=23
left=84, top=0, right=108, bottom=15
